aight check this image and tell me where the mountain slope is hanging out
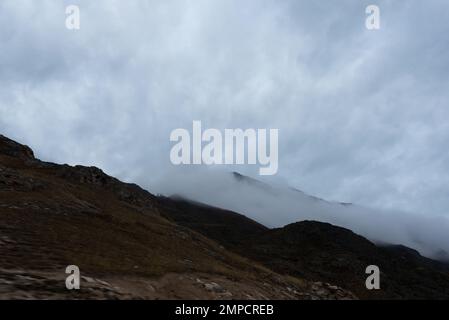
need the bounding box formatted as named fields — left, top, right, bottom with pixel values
left=157, top=195, right=268, bottom=247
left=238, top=221, right=449, bottom=299
left=156, top=169, right=449, bottom=260
left=148, top=188, right=449, bottom=299
left=0, top=134, right=353, bottom=299
left=3, top=134, right=449, bottom=300
left=158, top=196, right=449, bottom=299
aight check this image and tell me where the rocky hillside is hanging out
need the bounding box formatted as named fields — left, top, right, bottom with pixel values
left=238, top=221, right=449, bottom=299
left=2, top=134, right=449, bottom=300
left=159, top=197, right=449, bottom=299
left=0, top=134, right=354, bottom=299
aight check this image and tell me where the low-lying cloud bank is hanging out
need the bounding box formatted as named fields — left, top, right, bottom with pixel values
left=153, top=168, right=449, bottom=260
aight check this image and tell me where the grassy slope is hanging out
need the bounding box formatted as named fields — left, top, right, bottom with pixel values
left=1, top=139, right=354, bottom=299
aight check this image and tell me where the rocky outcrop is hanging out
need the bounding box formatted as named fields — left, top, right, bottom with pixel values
left=0, top=135, right=35, bottom=162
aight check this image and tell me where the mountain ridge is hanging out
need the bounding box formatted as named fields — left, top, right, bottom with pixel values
left=2, top=134, right=449, bottom=299
left=0, top=134, right=355, bottom=299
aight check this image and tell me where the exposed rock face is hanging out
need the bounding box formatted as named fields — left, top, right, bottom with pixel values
left=0, top=135, right=35, bottom=161
left=0, top=165, right=46, bottom=192
left=55, top=164, right=158, bottom=210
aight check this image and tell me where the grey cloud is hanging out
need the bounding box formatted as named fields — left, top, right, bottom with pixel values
left=1, top=1, right=449, bottom=239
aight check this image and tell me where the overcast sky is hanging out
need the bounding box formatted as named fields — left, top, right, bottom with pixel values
left=1, top=0, right=449, bottom=218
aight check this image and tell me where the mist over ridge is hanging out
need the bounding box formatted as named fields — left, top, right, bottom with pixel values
left=154, top=168, right=449, bottom=260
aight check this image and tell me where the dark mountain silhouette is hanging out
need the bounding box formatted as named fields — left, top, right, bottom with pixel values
left=158, top=191, right=449, bottom=299
left=237, top=221, right=449, bottom=299
left=0, top=134, right=354, bottom=299
left=157, top=195, right=268, bottom=247
left=1, top=134, right=449, bottom=299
